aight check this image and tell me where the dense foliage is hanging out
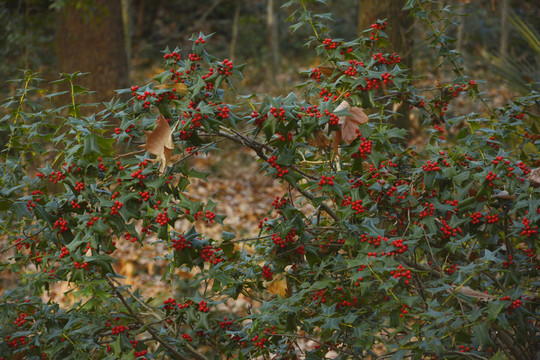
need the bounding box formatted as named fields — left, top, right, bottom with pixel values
left=1, top=1, right=539, bottom=359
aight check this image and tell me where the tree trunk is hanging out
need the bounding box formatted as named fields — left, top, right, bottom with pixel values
left=499, top=0, right=510, bottom=61
left=266, top=0, right=279, bottom=91
left=456, top=0, right=466, bottom=54
left=230, top=0, right=241, bottom=61
left=357, top=0, right=414, bottom=131
left=56, top=0, right=129, bottom=105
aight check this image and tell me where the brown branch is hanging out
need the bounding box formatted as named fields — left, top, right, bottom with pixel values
left=209, top=129, right=339, bottom=221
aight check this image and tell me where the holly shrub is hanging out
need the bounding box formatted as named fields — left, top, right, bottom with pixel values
left=1, top=1, right=539, bottom=359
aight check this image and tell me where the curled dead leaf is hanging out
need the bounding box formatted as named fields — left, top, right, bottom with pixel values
left=266, top=274, right=291, bottom=298
left=333, top=101, right=369, bottom=146
left=528, top=167, right=540, bottom=187
left=139, top=115, right=174, bottom=174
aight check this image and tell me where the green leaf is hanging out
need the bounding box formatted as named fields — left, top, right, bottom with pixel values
left=472, top=323, right=494, bottom=346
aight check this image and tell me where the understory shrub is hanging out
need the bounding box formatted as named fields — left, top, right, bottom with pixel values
left=0, top=1, right=538, bottom=359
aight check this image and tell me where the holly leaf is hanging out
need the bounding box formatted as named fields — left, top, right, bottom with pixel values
left=139, top=115, right=174, bottom=174
left=333, top=100, right=368, bottom=146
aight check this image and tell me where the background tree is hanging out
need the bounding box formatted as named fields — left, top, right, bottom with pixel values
left=56, top=0, right=129, bottom=103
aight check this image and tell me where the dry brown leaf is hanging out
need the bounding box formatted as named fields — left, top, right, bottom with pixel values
left=333, top=101, right=369, bottom=146
left=310, top=130, right=331, bottom=148
left=528, top=167, right=540, bottom=187
left=319, top=66, right=335, bottom=78
left=139, top=115, right=174, bottom=174
left=266, top=274, right=290, bottom=298
left=318, top=65, right=344, bottom=82
left=493, top=190, right=516, bottom=200
left=449, top=285, right=496, bottom=301
left=155, top=82, right=188, bottom=94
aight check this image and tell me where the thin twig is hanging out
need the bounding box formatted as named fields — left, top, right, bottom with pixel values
left=107, top=277, right=209, bottom=360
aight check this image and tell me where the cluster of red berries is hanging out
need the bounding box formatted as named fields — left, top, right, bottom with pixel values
left=198, top=300, right=210, bottom=312
left=114, top=124, right=134, bottom=142
left=134, top=350, right=148, bottom=358
left=485, top=212, right=499, bottom=223
left=262, top=265, right=273, bottom=280
left=53, top=217, right=69, bottom=233
left=251, top=110, right=268, bottom=128
left=48, top=170, right=66, bottom=184
left=266, top=155, right=289, bottom=178
left=318, top=88, right=340, bottom=102
left=172, top=235, right=191, bottom=252
left=316, top=236, right=345, bottom=252
left=111, top=325, right=129, bottom=335
left=215, top=105, right=230, bottom=120
left=74, top=261, right=89, bottom=269
left=422, top=160, right=441, bottom=172
left=14, top=312, right=29, bottom=327
left=458, top=345, right=477, bottom=352
left=59, top=246, right=69, bottom=259
left=444, top=263, right=458, bottom=275
left=381, top=72, right=393, bottom=85
left=312, top=289, right=327, bottom=304
left=485, top=171, right=499, bottom=187
left=468, top=211, right=482, bottom=224
left=342, top=196, right=365, bottom=214
left=110, top=200, right=123, bottom=216
left=251, top=334, right=268, bottom=349
left=318, top=175, right=335, bottom=190
left=310, top=68, right=322, bottom=81
left=399, top=303, right=409, bottom=318
left=155, top=209, right=170, bottom=226
left=357, top=77, right=382, bottom=91
left=322, top=38, right=340, bottom=50
left=178, top=300, right=193, bottom=309
left=275, top=131, right=293, bottom=142
left=500, top=295, right=523, bottom=313
left=163, top=51, right=181, bottom=63
left=356, top=136, right=373, bottom=160
left=419, top=202, right=435, bottom=218
left=391, top=264, right=412, bottom=285
left=502, top=255, right=514, bottom=268
left=5, top=335, right=28, bottom=349
left=272, top=196, right=287, bottom=209
left=373, top=52, right=401, bottom=65
left=270, top=106, right=286, bottom=121
left=163, top=297, right=177, bottom=310
left=85, top=216, right=100, bottom=227
left=200, top=245, right=223, bottom=264
left=440, top=219, right=463, bottom=239
left=188, top=53, right=200, bottom=61
left=218, top=59, right=234, bottom=76
left=218, top=318, right=234, bottom=330
left=520, top=217, right=537, bottom=237
left=271, top=228, right=297, bottom=248
left=371, top=21, right=387, bottom=30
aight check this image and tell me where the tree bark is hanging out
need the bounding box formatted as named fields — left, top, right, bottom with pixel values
left=56, top=0, right=129, bottom=105
left=499, top=0, right=510, bottom=61
left=266, top=0, right=280, bottom=91
left=230, top=0, right=241, bottom=61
